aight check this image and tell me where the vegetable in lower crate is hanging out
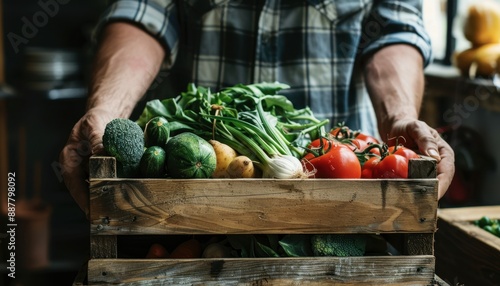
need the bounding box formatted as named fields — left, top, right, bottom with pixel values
left=103, top=118, right=145, bottom=177
left=202, top=242, right=233, bottom=258
left=139, top=146, right=167, bottom=178
left=165, top=132, right=217, bottom=178
left=311, top=234, right=367, bottom=257
left=145, top=243, right=169, bottom=258
left=169, top=238, right=202, bottom=258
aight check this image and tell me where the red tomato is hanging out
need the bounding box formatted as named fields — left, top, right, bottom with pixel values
left=372, top=154, right=408, bottom=179
left=302, top=137, right=333, bottom=161
left=330, top=126, right=352, bottom=139
left=388, top=145, right=419, bottom=160
left=343, top=138, right=368, bottom=152
left=355, top=133, right=380, bottom=144
left=361, top=156, right=380, bottom=179
left=303, top=144, right=361, bottom=178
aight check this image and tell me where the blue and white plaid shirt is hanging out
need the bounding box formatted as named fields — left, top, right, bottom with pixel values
left=96, top=0, right=432, bottom=135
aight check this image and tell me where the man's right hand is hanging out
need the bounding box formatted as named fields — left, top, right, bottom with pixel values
left=59, top=108, right=116, bottom=217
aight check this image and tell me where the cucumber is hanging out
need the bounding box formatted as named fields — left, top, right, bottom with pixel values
left=140, top=146, right=167, bottom=178
left=165, top=132, right=216, bottom=178
left=144, top=117, right=170, bottom=149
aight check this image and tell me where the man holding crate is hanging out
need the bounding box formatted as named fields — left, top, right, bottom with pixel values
left=60, top=0, right=455, bottom=216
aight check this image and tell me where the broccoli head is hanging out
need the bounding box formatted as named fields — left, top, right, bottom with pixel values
left=311, top=234, right=367, bottom=257
left=103, top=118, right=145, bottom=173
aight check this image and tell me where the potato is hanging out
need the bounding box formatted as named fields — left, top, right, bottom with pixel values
left=202, top=242, right=233, bottom=258
left=226, top=155, right=259, bottom=178
left=208, top=140, right=238, bottom=178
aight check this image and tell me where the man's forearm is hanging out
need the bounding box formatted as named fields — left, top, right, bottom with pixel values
left=363, top=44, right=425, bottom=139
left=87, top=22, right=166, bottom=118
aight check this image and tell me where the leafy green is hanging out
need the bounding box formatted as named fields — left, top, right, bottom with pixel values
left=278, top=235, right=314, bottom=257
left=135, top=82, right=329, bottom=175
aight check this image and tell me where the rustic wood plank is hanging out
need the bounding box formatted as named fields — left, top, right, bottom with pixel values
left=408, top=157, right=437, bottom=179
left=87, top=256, right=436, bottom=285
left=404, top=234, right=434, bottom=255
left=89, top=156, right=117, bottom=179
left=90, top=236, right=117, bottom=259
left=435, top=206, right=500, bottom=286
left=406, top=157, right=437, bottom=256
left=89, top=178, right=438, bottom=235
left=438, top=205, right=500, bottom=224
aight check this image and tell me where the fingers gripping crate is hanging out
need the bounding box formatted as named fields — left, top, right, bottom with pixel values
left=75, top=156, right=443, bottom=285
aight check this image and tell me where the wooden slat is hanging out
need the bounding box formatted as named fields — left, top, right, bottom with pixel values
left=405, top=233, right=434, bottom=255
left=438, top=205, right=500, bottom=224
left=87, top=256, right=436, bottom=285
left=90, top=235, right=117, bottom=259
left=89, top=156, right=117, bottom=179
left=408, top=157, right=437, bottom=179
left=89, top=178, right=438, bottom=235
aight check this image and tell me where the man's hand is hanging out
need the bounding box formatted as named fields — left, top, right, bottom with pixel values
left=59, top=22, right=166, bottom=215
left=387, top=119, right=455, bottom=199
left=364, top=44, right=455, bottom=199
left=59, top=108, right=116, bottom=217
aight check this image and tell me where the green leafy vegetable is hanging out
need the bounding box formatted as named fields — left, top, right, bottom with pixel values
left=278, top=235, right=314, bottom=257
left=136, top=82, right=329, bottom=178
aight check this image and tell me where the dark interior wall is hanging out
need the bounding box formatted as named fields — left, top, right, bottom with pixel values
left=1, top=1, right=109, bottom=285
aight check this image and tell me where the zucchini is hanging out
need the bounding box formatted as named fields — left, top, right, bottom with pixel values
left=144, top=116, right=170, bottom=149
left=165, top=132, right=216, bottom=178
left=140, top=146, right=167, bottom=178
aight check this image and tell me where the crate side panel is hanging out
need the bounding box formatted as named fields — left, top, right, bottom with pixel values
left=435, top=206, right=500, bottom=286
left=89, top=179, right=437, bottom=235
left=87, top=256, right=436, bottom=285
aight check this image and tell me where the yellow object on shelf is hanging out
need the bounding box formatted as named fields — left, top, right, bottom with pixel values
left=453, top=43, right=500, bottom=77
left=463, top=0, right=500, bottom=46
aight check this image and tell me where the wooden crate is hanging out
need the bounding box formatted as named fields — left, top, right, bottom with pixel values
left=435, top=205, right=500, bottom=286
left=75, top=155, right=444, bottom=285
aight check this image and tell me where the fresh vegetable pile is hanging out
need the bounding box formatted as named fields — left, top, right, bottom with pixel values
left=102, top=82, right=421, bottom=179
left=143, top=233, right=389, bottom=259
left=474, top=216, right=500, bottom=237
left=100, top=82, right=425, bottom=259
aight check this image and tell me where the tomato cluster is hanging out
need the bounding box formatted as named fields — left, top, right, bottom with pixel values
left=301, top=124, right=420, bottom=179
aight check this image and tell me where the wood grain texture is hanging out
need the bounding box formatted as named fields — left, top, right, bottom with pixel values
left=87, top=256, right=436, bottom=285
left=89, top=156, right=117, bottom=179
left=89, top=178, right=438, bottom=235
left=408, top=157, right=437, bottom=179
left=435, top=206, right=500, bottom=286
left=85, top=156, right=439, bottom=284
left=90, top=236, right=117, bottom=259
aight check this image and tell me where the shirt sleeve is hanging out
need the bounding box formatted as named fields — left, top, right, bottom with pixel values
left=93, top=0, right=179, bottom=63
left=361, top=0, right=433, bottom=66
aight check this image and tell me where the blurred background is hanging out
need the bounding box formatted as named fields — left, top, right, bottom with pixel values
left=0, top=0, right=500, bottom=285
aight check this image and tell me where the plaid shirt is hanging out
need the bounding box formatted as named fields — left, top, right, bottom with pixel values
left=96, top=0, right=432, bottom=135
